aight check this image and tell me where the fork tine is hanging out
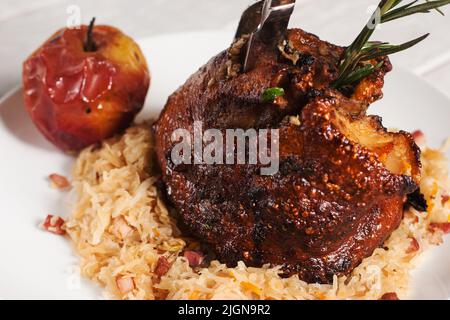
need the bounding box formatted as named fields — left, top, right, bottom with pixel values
left=234, top=1, right=265, bottom=41
left=234, top=0, right=296, bottom=72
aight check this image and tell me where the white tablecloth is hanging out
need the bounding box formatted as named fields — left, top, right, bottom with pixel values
left=1, top=0, right=450, bottom=98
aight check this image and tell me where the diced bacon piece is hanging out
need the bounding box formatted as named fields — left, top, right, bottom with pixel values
left=380, top=292, right=399, bottom=300
left=430, top=222, right=450, bottom=234
left=183, top=251, right=204, bottom=267
left=411, top=130, right=424, bottom=140
left=154, top=256, right=171, bottom=277
left=406, top=237, right=420, bottom=254
left=40, top=215, right=65, bottom=235
left=49, top=173, right=70, bottom=189
left=116, top=276, right=135, bottom=294
left=411, top=130, right=425, bottom=143
left=442, top=195, right=450, bottom=205
left=411, top=130, right=426, bottom=148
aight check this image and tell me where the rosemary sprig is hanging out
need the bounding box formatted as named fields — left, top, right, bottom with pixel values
left=333, top=62, right=384, bottom=89
left=332, top=0, right=450, bottom=89
left=382, top=0, right=450, bottom=22
left=361, top=34, right=429, bottom=61
left=427, top=0, right=445, bottom=15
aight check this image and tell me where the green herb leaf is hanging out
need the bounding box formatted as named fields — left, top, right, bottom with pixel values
left=360, top=34, right=429, bottom=61
left=332, top=0, right=450, bottom=89
left=382, top=0, right=450, bottom=22
left=332, top=62, right=384, bottom=89
left=427, top=0, right=446, bottom=15
left=261, top=87, right=285, bottom=103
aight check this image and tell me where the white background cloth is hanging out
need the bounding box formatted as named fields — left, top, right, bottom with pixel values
left=1, top=0, right=450, bottom=98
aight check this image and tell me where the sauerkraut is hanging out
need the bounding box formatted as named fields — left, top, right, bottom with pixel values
left=64, top=124, right=450, bottom=300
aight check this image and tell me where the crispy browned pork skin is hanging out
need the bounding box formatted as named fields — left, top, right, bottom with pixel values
left=153, top=29, right=421, bottom=283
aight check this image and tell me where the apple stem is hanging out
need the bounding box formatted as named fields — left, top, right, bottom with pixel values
left=84, top=17, right=97, bottom=52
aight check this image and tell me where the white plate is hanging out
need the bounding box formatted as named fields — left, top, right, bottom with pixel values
left=0, top=31, right=449, bottom=300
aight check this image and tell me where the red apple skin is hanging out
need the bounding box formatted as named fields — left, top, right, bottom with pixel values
left=22, top=25, right=150, bottom=152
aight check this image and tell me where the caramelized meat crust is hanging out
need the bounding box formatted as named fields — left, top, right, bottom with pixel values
left=153, top=29, right=420, bottom=283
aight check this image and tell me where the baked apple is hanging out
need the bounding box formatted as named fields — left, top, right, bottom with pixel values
left=22, top=19, right=150, bottom=152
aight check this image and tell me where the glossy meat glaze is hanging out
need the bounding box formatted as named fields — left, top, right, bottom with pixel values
left=153, top=29, right=421, bottom=283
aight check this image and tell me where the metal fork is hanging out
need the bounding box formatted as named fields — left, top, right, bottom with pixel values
left=234, top=0, right=296, bottom=72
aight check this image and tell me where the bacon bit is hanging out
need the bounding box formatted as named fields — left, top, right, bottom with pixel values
left=183, top=251, right=205, bottom=267
left=442, top=195, right=450, bottom=206
left=154, top=256, right=171, bottom=277
left=406, top=237, right=420, bottom=254
left=240, top=281, right=262, bottom=296
left=430, top=222, right=450, bottom=234
left=116, top=276, right=135, bottom=294
left=411, top=130, right=426, bottom=148
left=411, top=130, right=424, bottom=140
left=49, top=174, right=70, bottom=190
left=380, top=292, right=399, bottom=300
left=111, top=217, right=133, bottom=239
left=40, top=215, right=65, bottom=235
